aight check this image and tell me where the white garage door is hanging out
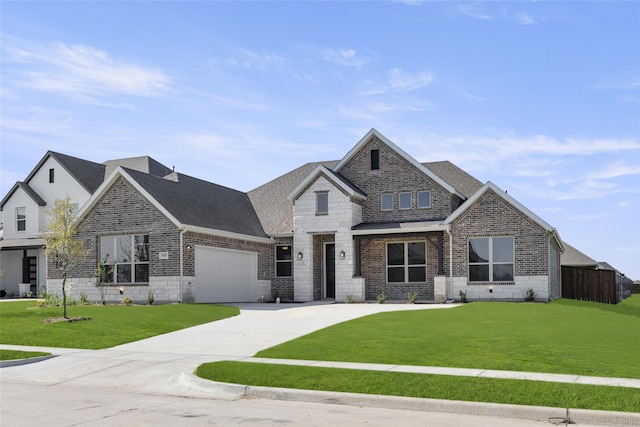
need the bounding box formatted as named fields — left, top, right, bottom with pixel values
left=195, top=246, right=258, bottom=303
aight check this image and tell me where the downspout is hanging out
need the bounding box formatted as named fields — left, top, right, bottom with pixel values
left=179, top=227, right=186, bottom=303
left=445, top=228, right=453, bottom=300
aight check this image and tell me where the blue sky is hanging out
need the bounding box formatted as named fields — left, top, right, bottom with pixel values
left=1, top=1, right=639, bottom=279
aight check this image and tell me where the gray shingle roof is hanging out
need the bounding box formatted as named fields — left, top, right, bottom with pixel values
left=124, top=168, right=268, bottom=239
left=45, top=152, right=106, bottom=194
left=104, top=156, right=172, bottom=178
left=248, top=161, right=338, bottom=235
left=0, top=182, right=46, bottom=209
left=422, top=161, right=483, bottom=199
left=561, top=242, right=598, bottom=267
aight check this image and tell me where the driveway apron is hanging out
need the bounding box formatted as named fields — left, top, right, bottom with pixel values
left=0, top=302, right=455, bottom=397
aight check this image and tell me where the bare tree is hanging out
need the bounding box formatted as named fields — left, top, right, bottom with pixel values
left=43, top=197, right=85, bottom=319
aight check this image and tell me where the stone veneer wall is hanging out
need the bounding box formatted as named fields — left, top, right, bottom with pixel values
left=338, top=136, right=459, bottom=223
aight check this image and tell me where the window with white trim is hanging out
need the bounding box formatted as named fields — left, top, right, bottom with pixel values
left=399, top=192, right=412, bottom=210
left=418, top=191, right=431, bottom=208
left=16, top=207, right=26, bottom=232
left=100, top=235, right=149, bottom=283
left=316, top=191, right=328, bottom=215
left=468, top=237, right=514, bottom=282
left=387, top=242, right=426, bottom=283
left=276, top=245, right=292, bottom=277
left=381, top=193, right=393, bottom=211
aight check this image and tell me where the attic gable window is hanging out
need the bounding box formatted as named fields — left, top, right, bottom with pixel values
left=370, top=149, right=380, bottom=170
left=399, top=192, right=412, bottom=210
left=418, top=191, right=431, bottom=209
left=49, top=168, right=55, bottom=183
left=16, top=207, right=26, bottom=232
left=316, top=191, right=329, bottom=215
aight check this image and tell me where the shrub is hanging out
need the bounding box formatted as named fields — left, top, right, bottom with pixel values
left=79, top=292, right=89, bottom=305
left=122, top=297, right=132, bottom=305
left=377, top=292, right=386, bottom=304
left=525, top=288, right=536, bottom=302
left=345, top=294, right=354, bottom=304
left=147, top=290, right=155, bottom=305
left=407, top=291, right=418, bottom=304
left=39, top=291, right=61, bottom=306
left=459, top=290, right=468, bottom=303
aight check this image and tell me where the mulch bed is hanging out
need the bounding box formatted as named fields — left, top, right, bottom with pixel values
left=42, top=317, right=92, bottom=324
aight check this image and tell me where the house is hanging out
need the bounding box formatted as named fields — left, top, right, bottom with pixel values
left=0, top=152, right=106, bottom=297
left=560, top=242, right=633, bottom=303
left=2, top=129, right=565, bottom=303
left=0, top=152, right=173, bottom=297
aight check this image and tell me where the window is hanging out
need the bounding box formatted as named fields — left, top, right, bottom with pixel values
left=418, top=191, right=431, bottom=209
left=49, top=168, right=55, bottom=183
left=371, top=149, right=380, bottom=170
left=100, top=235, right=149, bottom=283
left=399, top=192, right=412, bottom=210
left=381, top=193, right=393, bottom=211
left=276, top=245, right=292, bottom=277
left=387, top=242, right=426, bottom=283
left=316, top=192, right=328, bottom=215
left=16, top=207, right=26, bottom=232
left=468, top=237, right=514, bottom=282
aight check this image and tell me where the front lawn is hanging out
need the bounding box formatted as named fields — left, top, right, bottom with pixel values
left=196, top=361, right=640, bottom=413
left=0, top=301, right=239, bottom=349
left=197, top=297, right=640, bottom=412
left=257, top=296, right=640, bottom=378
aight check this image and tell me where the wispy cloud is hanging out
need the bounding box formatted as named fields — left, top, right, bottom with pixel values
left=457, top=4, right=493, bottom=20
left=583, top=161, right=640, bottom=180
left=321, top=48, right=369, bottom=67
left=359, top=68, right=435, bottom=95
left=213, top=48, right=285, bottom=70
left=513, top=11, right=537, bottom=25
left=2, top=38, right=170, bottom=104
left=388, top=68, right=434, bottom=92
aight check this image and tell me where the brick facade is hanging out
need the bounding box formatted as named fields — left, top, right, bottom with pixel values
left=338, top=136, right=462, bottom=223
left=71, top=177, right=181, bottom=280
left=449, top=189, right=550, bottom=278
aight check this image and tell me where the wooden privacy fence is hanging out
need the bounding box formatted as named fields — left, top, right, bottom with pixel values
left=561, top=266, right=618, bottom=304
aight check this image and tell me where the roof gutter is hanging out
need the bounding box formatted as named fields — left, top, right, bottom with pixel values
left=351, top=223, right=450, bottom=236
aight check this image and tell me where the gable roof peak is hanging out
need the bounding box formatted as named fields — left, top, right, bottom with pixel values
left=333, top=129, right=465, bottom=200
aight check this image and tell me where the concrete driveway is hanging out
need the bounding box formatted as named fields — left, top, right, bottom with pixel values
left=1, top=301, right=455, bottom=397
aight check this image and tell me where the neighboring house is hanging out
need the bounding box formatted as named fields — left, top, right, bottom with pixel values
left=2, top=129, right=566, bottom=303
left=0, top=152, right=173, bottom=297
left=0, top=152, right=105, bottom=296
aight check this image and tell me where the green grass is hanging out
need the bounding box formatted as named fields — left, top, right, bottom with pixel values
left=0, top=349, right=51, bottom=361
left=0, top=301, right=239, bottom=349
left=257, top=297, right=640, bottom=378
left=196, top=361, right=640, bottom=413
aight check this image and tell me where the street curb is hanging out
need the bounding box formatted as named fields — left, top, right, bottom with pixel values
left=0, top=355, right=57, bottom=368
left=183, top=372, right=640, bottom=426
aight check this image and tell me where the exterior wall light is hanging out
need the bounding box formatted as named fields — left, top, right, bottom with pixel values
left=119, top=287, right=124, bottom=295
left=297, top=251, right=303, bottom=260
left=489, top=285, right=493, bottom=293
left=339, top=250, right=346, bottom=259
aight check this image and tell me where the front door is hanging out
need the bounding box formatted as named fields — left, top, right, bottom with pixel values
left=325, top=243, right=335, bottom=298
left=22, top=256, right=37, bottom=293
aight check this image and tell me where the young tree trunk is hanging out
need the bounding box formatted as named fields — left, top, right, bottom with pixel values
left=62, top=271, right=68, bottom=319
